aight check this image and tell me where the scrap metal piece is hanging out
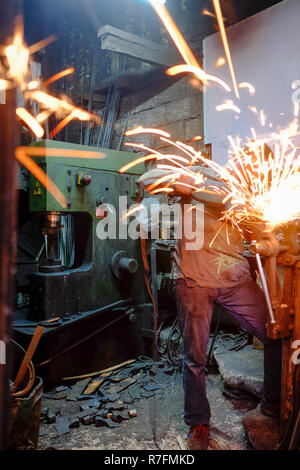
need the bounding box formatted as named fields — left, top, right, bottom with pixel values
left=65, top=379, right=90, bottom=401
left=94, top=416, right=120, bottom=428
left=55, top=417, right=70, bottom=436
left=47, top=412, right=56, bottom=424
left=82, top=415, right=94, bottom=426
left=144, top=384, right=160, bottom=392
left=100, top=393, right=119, bottom=403
left=69, top=417, right=80, bottom=429
left=83, top=378, right=106, bottom=395
left=76, top=394, right=98, bottom=401
left=128, top=409, right=137, bottom=418
left=77, top=408, right=98, bottom=420
left=55, top=385, right=70, bottom=393
left=104, top=403, right=127, bottom=411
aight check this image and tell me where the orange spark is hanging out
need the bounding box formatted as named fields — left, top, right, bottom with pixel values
left=167, top=64, right=231, bottom=92
left=36, top=110, right=52, bottom=123
left=120, top=204, right=145, bottom=222
left=173, top=181, right=200, bottom=192
left=159, top=154, right=191, bottom=165
left=28, top=34, right=57, bottom=55
left=216, top=100, right=241, bottom=114
left=44, top=67, right=75, bottom=87
left=124, top=142, right=161, bottom=154
left=119, top=155, right=158, bottom=173
left=49, top=113, right=74, bottom=139
left=5, top=25, right=29, bottom=86
left=175, top=140, right=199, bottom=157
left=260, top=110, right=266, bottom=127
left=27, top=80, right=39, bottom=90
left=212, top=0, right=240, bottom=99
left=239, top=82, right=256, bottom=95
left=146, top=173, right=177, bottom=192
left=202, top=7, right=226, bottom=20
left=21, top=146, right=105, bottom=160
left=149, top=0, right=208, bottom=86
left=150, top=187, right=174, bottom=195
left=16, top=107, right=44, bottom=138
left=160, top=137, right=195, bottom=158
left=202, top=8, right=216, bottom=18
left=215, top=57, right=226, bottom=68
left=125, top=126, right=171, bottom=138
left=249, top=106, right=258, bottom=114
left=29, top=90, right=101, bottom=125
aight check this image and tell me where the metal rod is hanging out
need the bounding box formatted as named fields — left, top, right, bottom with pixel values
left=256, top=252, right=276, bottom=324
left=12, top=326, right=44, bottom=393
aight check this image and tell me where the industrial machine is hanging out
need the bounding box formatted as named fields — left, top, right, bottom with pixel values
left=14, top=140, right=153, bottom=387
left=251, top=225, right=300, bottom=448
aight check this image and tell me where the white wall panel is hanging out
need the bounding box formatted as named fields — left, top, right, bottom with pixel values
left=203, top=0, right=300, bottom=164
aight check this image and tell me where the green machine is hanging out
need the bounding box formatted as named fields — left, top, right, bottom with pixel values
left=15, top=140, right=151, bottom=386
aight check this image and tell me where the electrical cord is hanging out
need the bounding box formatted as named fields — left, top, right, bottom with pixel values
left=166, top=317, right=182, bottom=367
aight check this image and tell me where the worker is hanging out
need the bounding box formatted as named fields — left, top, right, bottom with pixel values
left=139, top=166, right=282, bottom=450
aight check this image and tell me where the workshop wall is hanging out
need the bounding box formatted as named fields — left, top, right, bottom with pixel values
left=23, top=0, right=283, bottom=152
left=112, top=76, right=205, bottom=155
left=24, top=0, right=207, bottom=150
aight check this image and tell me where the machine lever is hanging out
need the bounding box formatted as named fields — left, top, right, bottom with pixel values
left=255, top=252, right=276, bottom=325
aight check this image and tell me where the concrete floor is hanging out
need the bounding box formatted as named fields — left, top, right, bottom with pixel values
left=38, top=368, right=256, bottom=450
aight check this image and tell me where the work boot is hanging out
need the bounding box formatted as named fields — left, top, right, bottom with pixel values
left=187, top=424, right=210, bottom=450
left=260, top=398, right=280, bottom=418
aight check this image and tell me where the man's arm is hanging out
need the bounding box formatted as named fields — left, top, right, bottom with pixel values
left=138, top=167, right=226, bottom=208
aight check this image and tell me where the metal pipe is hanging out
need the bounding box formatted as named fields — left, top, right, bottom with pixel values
left=255, top=252, right=276, bottom=324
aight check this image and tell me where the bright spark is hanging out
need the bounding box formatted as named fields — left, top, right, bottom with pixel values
left=216, top=100, right=241, bottom=114
left=212, top=0, right=240, bottom=99
left=16, top=107, right=44, bottom=138
left=239, top=82, right=256, bottom=95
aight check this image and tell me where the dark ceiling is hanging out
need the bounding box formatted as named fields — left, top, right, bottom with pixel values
left=23, top=0, right=285, bottom=45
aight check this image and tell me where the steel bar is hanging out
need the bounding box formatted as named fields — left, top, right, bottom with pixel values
left=256, top=253, right=276, bottom=324
left=12, top=326, right=44, bottom=393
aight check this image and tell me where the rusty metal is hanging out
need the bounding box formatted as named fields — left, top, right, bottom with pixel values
left=7, top=376, right=43, bottom=449
left=251, top=224, right=300, bottom=439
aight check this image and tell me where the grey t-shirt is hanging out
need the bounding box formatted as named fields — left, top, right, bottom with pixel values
left=172, top=202, right=251, bottom=288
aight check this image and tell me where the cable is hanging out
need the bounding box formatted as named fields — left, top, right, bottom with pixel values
left=166, top=317, right=182, bottom=367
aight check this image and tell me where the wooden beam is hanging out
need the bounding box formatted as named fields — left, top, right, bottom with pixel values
left=97, top=25, right=180, bottom=67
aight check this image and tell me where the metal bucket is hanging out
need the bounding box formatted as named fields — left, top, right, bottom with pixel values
left=7, top=376, right=43, bottom=449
